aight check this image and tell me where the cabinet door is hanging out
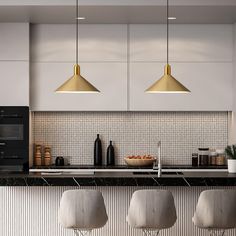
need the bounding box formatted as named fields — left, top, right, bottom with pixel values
left=31, top=62, right=127, bottom=111
left=129, top=62, right=232, bottom=111
left=30, top=24, right=127, bottom=111
left=0, top=23, right=29, bottom=106
left=130, top=24, right=233, bottom=62
left=129, top=24, right=233, bottom=111
left=31, top=24, right=127, bottom=62
left=0, top=23, right=29, bottom=61
left=0, top=62, right=29, bottom=106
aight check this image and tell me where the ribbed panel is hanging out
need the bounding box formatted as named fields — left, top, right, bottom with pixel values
left=0, top=187, right=236, bottom=236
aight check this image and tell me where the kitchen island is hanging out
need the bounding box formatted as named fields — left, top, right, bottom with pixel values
left=1, top=166, right=235, bottom=236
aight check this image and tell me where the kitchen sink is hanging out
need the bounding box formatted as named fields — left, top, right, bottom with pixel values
left=132, top=172, right=183, bottom=175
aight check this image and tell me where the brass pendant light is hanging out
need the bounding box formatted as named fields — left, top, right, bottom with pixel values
left=55, top=0, right=100, bottom=93
left=146, top=0, right=190, bottom=93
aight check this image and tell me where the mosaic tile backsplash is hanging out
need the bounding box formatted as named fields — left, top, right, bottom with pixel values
left=33, top=112, right=228, bottom=165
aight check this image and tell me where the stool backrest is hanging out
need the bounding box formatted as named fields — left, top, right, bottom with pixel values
left=59, top=190, right=108, bottom=230
left=127, top=190, right=177, bottom=230
left=193, top=189, right=236, bottom=229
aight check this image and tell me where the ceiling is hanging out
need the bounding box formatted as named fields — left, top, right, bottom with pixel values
left=1, top=1, right=236, bottom=24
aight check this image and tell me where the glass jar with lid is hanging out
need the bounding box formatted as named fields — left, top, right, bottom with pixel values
left=209, top=151, right=217, bottom=166
left=198, top=148, right=209, bottom=166
left=216, top=149, right=226, bottom=166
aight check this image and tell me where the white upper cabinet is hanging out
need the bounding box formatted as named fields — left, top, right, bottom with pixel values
left=130, top=62, right=233, bottom=111
left=30, top=23, right=234, bottom=111
left=0, top=23, right=29, bottom=61
left=31, top=24, right=127, bottom=62
left=31, top=62, right=127, bottom=111
left=130, top=24, right=233, bottom=62
left=0, top=23, right=29, bottom=106
left=0, top=62, right=29, bottom=106
left=30, top=24, right=128, bottom=111
left=129, top=24, right=233, bottom=111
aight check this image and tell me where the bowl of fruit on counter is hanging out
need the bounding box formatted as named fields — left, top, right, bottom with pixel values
left=124, top=155, right=156, bottom=167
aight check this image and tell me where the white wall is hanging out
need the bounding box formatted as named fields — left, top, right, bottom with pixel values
left=228, top=23, right=236, bottom=144
left=229, top=113, right=236, bottom=144
left=232, top=23, right=236, bottom=120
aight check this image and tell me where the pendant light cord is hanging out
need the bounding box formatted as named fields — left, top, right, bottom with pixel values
left=76, top=0, right=79, bottom=65
left=167, top=0, right=169, bottom=65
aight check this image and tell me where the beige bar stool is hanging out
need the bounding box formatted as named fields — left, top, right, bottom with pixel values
left=193, top=189, right=236, bottom=236
left=59, top=190, right=108, bottom=236
left=127, top=190, right=177, bottom=236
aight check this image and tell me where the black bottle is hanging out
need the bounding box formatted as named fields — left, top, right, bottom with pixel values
left=106, top=141, right=115, bottom=166
left=94, top=134, right=102, bottom=166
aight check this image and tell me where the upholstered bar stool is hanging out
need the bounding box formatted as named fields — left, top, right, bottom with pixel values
left=127, top=190, right=177, bottom=236
left=59, top=190, right=108, bottom=236
left=193, top=190, right=236, bottom=236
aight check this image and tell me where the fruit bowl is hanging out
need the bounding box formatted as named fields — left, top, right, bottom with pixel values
left=124, top=155, right=156, bottom=167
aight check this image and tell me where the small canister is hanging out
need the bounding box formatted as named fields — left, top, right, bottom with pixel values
left=44, top=146, right=52, bottom=166
left=216, top=149, right=226, bottom=166
left=198, top=148, right=209, bottom=166
left=34, top=144, right=42, bottom=166
left=209, top=151, right=217, bottom=166
left=192, top=153, right=198, bottom=166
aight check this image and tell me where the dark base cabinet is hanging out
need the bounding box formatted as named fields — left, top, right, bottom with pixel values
left=0, top=106, right=29, bottom=172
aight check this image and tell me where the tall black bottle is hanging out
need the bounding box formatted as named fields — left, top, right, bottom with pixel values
left=94, top=134, right=102, bottom=166
left=106, top=141, right=115, bottom=166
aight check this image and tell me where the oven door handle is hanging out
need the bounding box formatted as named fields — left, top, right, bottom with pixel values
left=0, top=142, right=6, bottom=146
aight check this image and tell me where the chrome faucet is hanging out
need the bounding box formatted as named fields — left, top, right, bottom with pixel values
left=157, top=141, right=162, bottom=177
left=153, top=141, right=162, bottom=177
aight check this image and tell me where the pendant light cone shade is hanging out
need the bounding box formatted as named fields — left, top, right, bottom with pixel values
left=55, top=0, right=100, bottom=93
left=146, top=64, right=190, bottom=93
left=55, top=64, right=100, bottom=93
left=145, top=0, right=190, bottom=93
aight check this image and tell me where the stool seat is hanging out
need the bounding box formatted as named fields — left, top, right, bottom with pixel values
left=193, top=190, right=236, bottom=230
left=59, top=190, right=108, bottom=230
left=127, top=190, right=177, bottom=230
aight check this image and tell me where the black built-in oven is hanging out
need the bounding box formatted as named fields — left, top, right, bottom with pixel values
left=0, top=107, right=29, bottom=172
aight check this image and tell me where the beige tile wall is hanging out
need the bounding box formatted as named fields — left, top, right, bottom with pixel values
left=33, top=112, right=228, bottom=165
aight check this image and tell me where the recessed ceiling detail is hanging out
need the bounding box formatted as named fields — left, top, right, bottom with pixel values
left=1, top=1, right=236, bottom=24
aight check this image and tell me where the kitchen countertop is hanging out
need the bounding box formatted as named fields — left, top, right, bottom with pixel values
left=0, top=165, right=235, bottom=186
left=30, top=164, right=228, bottom=170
